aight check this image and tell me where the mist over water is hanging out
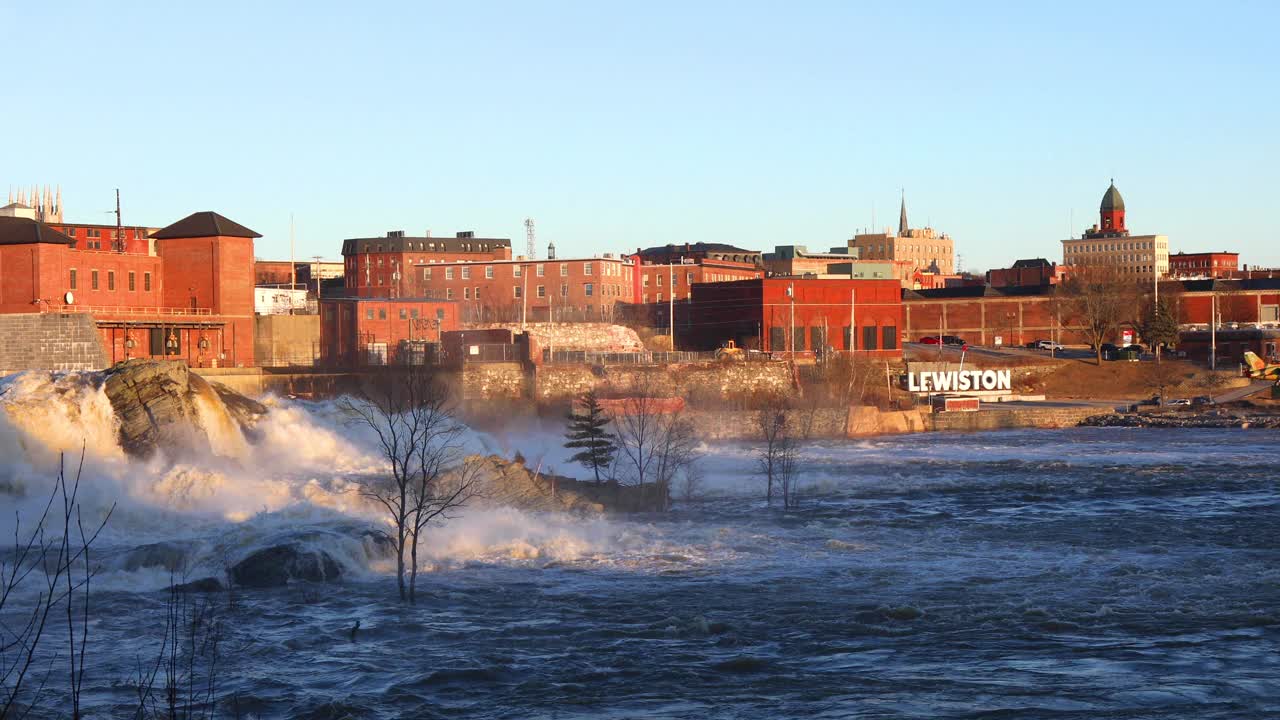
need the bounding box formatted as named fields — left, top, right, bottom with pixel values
left=1, top=371, right=1277, bottom=718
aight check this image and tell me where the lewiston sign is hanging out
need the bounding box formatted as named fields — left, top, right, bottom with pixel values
left=906, top=369, right=1012, bottom=394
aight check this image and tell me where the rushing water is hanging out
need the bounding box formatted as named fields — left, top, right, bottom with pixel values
left=1, top=373, right=1277, bottom=718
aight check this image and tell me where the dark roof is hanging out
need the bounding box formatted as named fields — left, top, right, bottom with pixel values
left=905, top=284, right=1056, bottom=300
left=1100, top=181, right=1124, bottom=212
left=1010, top=258, right=1052, bottom=269
left=0, top=216, right=74, bottom=246
left=637, top=242, right=759, bottom=257
left=342, top=234, right=511, bottom=256
left=1172, top=277, right=1280, bottom=292
left=152, top=211, right=261, bottom=240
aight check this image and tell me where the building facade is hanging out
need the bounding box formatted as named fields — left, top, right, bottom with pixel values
left=986, top=258, right=1066, bottom=288
left=635, top=242, right=762, bottom=267
left=633, top=257, right=762, bottom=303
left=1168, top=251, right=1239, bottom=279
left=848, top=195, right=955, bottom=277
left=409, top=255, right=635, bottom=323
left=318, top=297, right=460, bottom=366
left=0, top=211, right=259, bottom=367
left=1061, top=181, right=1169, bottom=280
left=677, top=277, right=904, bottom=357
left=341, top=230, right=512, bottom=298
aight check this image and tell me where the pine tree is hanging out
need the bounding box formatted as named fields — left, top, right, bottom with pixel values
left=564, top=390, right=617, bottom=484
left=1141, top=298, right=1180, bottom=362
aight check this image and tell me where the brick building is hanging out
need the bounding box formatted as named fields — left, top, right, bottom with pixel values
left=676, top=278, right=904, bottom=357
left=902, top=286, right=1081, bottom=348
left=318, top=297, right=460, bottom=366
left=1061, top=181, right=1169, bottom=279
left=636, top=242, right=762, bottom=267
left=1167, top=251, right=1239, bottom=279
left=848, top=194, right=955, bottom=277
left=341, top=230, right=512, bottom=298
left=409, top=255, right=635, bottom=323
left=633, top=256, right=761, bottom=303
left=986, top=258, right=1066, bottom=288
left=0, top=210, right=259, bottom=367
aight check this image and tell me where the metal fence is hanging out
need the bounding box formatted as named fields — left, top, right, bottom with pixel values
left=543, top=349, right=719, bottom=365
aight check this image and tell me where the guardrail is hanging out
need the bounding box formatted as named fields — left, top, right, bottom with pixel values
left=54, top=306, right=213, bottom=317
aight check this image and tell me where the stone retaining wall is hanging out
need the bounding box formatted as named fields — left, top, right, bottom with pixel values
left=0, top=313, right=108, bottom=373
left=466, top=322, right=643, bottom=352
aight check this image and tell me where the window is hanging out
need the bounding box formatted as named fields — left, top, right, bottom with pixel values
left=411, top=308, right=420, bottom=319
left=447, top=288, right=454, bottom=300
left=657, top=274, right=663, bottom=286
left=514, top=286, right=522, bottom=298
left=769, top=327, right=785, bottom=351
left=91, top=270, right=99, bottom=290
left=843, top=326, right=853, bottom=350
left=87, top=228, right=101, bottom=238
left=536, top=264, right=545, bottom=277
left=445, top=267, right=454, bottom=280
left=143, top=272, right=151, bottom=291
left=537, top=285, right=546, bottom=298
left=464, top=287, right=471, bottom=299
left=656, top=292, right=662, bottom=302
left=366, top=307, right=374, bottom=320
left=882, top=326, right=898, bottom=350
left=513, top=265, right=522, bottom=277
left=69, top=269, right=77, bottom=290
left=462, top=266, right=471, bottom=279
left=862, top=326, right=878, bottom=350
left=810, top=327, right=826, bottom=351
left=643, top=276, right=649, bottom=286
left=485, top=266, right=493, bottom=278
left=474, top=287, right=481, bottom=299
left=584, top=283, right=593, bottom=297
left=425, top=267, right=433, bottom=279
left=128, top=271, right=135, bottom=291
left=687, top=272, right=694, bottom=284
left=560, top=284, right=568, bottom=297
left=378, top=308, right=387, bottom=319
left=107, top=271, right=115, bottom=291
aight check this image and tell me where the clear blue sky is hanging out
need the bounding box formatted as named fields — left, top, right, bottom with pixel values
left=3, top=1, right=1277, bottom=271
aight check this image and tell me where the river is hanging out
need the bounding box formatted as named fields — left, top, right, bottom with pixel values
left=1, top=373, right=1276, bottom=718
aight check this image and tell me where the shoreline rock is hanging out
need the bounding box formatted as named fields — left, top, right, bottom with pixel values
left=1080, top=412, right=1280, bottom=429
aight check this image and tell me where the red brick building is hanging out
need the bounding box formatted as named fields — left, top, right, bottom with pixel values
left=903, top=286, right=1082, bottom=347
left=633, top=256, right=762, bottom=303
left=1168, top=251, right=1239, bottom=279
left=318, top=297, right=460, bottom=366
left=341, top=230, right=512, bottom=298
left=986, top=258, right=1067, bottom=288
left=408, top=255, right=635, bottom=323
left=0, top=210, right=259, bottom=367
left=677, top=278, right=904, bottom=357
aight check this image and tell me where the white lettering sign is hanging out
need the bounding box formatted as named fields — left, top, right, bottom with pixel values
left=907, top=369, right=1012, bottom=394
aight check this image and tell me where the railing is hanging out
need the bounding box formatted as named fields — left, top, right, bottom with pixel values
left=543, top=350, right=719, bottom=365
left=54, top=305, right=213, bottom=316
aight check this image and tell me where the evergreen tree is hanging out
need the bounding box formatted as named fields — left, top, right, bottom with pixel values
left=564, top=390, right=617, bottom=484
left=1141, top=298, right=1180, bottom=362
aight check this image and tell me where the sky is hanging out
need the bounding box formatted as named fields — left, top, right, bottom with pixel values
left=2, top=1, right=1277, bottom=271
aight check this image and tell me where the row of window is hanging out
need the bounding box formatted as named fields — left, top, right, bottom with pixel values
left=767, top=325, right=899, bottom=352
left=68, top=269, right=152, bottom=292
left=424, top=262, right=623, bottom=281
left=362, top=306, right=449, bottom=321
left=1070, top=240, right=1165, bottom=252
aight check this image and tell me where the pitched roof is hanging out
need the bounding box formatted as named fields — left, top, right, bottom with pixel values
left=0, top=216, right=74, bottom=246
left=152, top=211, right=261, bottom=240
left=1011, top=258, right=1052, bottom=269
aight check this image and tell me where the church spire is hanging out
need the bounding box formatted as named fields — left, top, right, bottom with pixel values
left=898, top=189, right=908, bottom=236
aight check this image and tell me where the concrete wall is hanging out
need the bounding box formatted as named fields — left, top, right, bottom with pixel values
left=0, top=313, right=109, bottom=373
left=467, top=323, right=643, bottom=352
left=534, top=361, right=794, bottom=403
left=254, top=314, right=320, bottom=367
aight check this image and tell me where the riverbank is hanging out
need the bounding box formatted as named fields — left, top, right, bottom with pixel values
left=1081, top=410, right=1280, bottom=429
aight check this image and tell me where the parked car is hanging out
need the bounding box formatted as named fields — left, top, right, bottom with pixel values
left=1167, top=398, right=1191, bottom=406
left=1191, top=395, right=1215, bottom=407
left=918, top=336, right=942, bottom=345
left=1036, top=339, right=1064, bottom=351
left=1123, top=344, right=1145, bottom=354
left=942, top=335, right=967, bottom=347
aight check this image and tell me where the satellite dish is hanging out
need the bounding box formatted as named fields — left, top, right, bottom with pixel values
left=64, top=291, right=74, bottom=305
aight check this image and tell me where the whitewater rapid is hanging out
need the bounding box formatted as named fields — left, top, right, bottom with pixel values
left=1, top=370, right=1277, bottom=718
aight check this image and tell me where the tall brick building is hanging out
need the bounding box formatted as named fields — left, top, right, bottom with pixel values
left=341, top=230, right=512, bottom=298
left=411, top=255, right=635, bottom=322
left=0, top=209, right=259, bottom=367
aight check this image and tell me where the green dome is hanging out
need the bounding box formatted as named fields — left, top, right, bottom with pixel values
left=1100, top=181, right=1124, bottom=212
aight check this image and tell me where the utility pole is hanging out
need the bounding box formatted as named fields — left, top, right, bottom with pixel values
left=521, top=264, right=528, bottom=330
left=1211, top=289, right=1217, bottom=370
left=668, top=262, right=676, bottom=349
left=788, top=282, right=795, bottom=359
left=290, top=213, right=296, bottom=291
left=114, top=189, right=123, bottom=252
left=849, top=287, right=856, bottom=351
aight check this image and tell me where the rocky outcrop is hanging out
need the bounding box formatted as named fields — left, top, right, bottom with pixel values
left=476, top=456, right=668, bottom=514
left=229, top=544, right=342, bottom=588
left=1081, top=412, right=1280, bottom=429
left=102, top=360, right=265, bottom=458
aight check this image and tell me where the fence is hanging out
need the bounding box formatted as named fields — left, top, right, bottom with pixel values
left=543, top=349, right=719, bottom=365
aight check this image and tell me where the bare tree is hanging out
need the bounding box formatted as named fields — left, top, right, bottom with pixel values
left=131, top=578, right=223, bottom=720
left=611, top=378, right=699, bottom=510
left=1058, top=265, right=1143, bottom=364
left=341, top=366, right=483, bottom=603
left=755, top=394, right=801, bottom=508
left=1, top=452, right=113, bottom=719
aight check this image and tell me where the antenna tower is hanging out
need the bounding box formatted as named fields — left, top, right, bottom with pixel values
left=524, top=218, right=536, bottom=259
